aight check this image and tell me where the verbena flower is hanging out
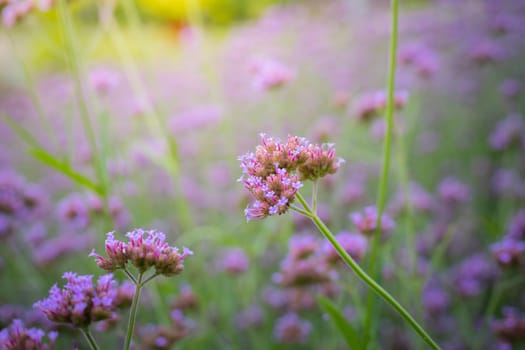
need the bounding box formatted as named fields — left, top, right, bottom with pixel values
left=235, top=305, right=263, bottom=330
left=90, top=229, right=193, bottom=276
left=273, top=313, right=312, bottom=344
left=171, top=284, right=198, bottom=312
left=298, top=143, right=344, bottom=181
left=0, top=319, right=57, bottom=350
left=350, top=206, right=395, bottom=236
left=490, top=239, right=525, bottom=268
left=489, top=114, right=525, bottom=151
left=249, top=58, right=295, bottom=91
left=33, top=272, right=118, bottom=328
left=437, top=176, right=470, bottom=204
left=239, top=134, right=343, bottom=220
left=218, top=248, right=250, bottom=274
left=322, top=231, right=368, bottom=264
left=492, top=307, right=525, bottom=344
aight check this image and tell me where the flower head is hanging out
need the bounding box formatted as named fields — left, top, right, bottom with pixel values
left=350, top=206, right=395, bottom=236
left=218, top=248, right=250, bottom=274
left=322, top=231, right=368, bottom=264
left=273, top=313, right=312, bottom=344
left=249, top=58, right=295, bottom=91
left=90, top=229, right=192, bottom=277
left=298, top=143, right=344, bottom=181
left=33, top=272, right=118, bottom=328
left=239, top=134, right=343, bottom=220
left=0, top=319, right=57, bottom=350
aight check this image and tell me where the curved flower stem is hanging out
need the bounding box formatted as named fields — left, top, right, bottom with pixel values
left=80, top=328, right=100, bottom=350
left=124, top=272, right=143, bottom=350
left=290, top=205, right=313, bottom=218
left=296, top=193, right=440, bottom=350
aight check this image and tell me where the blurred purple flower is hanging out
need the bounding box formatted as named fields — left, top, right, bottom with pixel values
left=249, top=57, right=295, bottom=91
left=437, top=177, right=470, bottom=204
left=0, top=319, right=57, bottom=350
left=273, top=313, right=311, bottom=344
left=218, top=247, right=250, bottom=274
left=489, top=114, right=525, bottom=151
left=350, top=206, right=395, bottom=236
left=491, top=238, right=525, bottom=268
left=235, top=305, right=263, bottom=330
left=499, top=79, right=521, bottom=99
left=322, top=231, right=367, bottom=264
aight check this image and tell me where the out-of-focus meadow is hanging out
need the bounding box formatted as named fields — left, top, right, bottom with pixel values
left=1, top=0, right=525, bottom=349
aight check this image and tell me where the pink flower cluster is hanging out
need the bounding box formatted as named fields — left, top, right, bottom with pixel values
left=350, top=206, right=395, bottom=236
left=0, top=319, right=57, bottom=350
left=273, top=313, right=312, bottom=344
left=2, top=0, right=54, bottom=28
left=239, top=134, right=344, bottom=220
left=33, top=272, right=118, bottom=328
left=352, top=90, right=409, bottom=122
left=90, top=229, right=193, bottom=276
left=249, top=58, right=295, bottom=91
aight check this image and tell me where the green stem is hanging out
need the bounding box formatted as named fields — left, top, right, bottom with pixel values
left=141, top=272, right=160, bottom=285
left=80, top=328, right=100, bottom=350
left=296, top=193, right=440, bottom=350
left=365, top=0, right=400, bottom=345
left=123, top=267, right=138, bottom=284
left=290, top=205, right=313, bottom=218
left=124, top=273, right=143, bottom=350
left=311, top=180, right=319, bottom=214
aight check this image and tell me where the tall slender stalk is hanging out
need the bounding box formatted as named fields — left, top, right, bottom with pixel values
left=365, top=0, right=401, bottom=345
left=295, top=193, right=440, bottom=350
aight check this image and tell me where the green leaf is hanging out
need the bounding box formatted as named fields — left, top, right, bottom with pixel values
left=1, top=114, right=41, bottom=149
left=317, top=295, right=363, bottom=350
left=30, top=148, right=103, bottom=195
left=3, top=113, right=103, bottom=195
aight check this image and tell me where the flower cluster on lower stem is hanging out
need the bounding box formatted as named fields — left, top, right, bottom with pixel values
left=89, top=229, right=193, bottom=277
left=33, top=272, right=119, bottom=329
left=0, top=319, right=57, bottom=350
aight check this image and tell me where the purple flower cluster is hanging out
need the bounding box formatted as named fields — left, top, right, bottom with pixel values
left=0, top=172, right=48, bottom=228
left=56, top=193, right=130, bottom=232
left=218, top=247, right=250, bottom=274
left=399, top=44, right=439, bottom=78
left=239, top=134, right=343, bottom=220
left=90, top=229, right=193, bottom=276
left=0, top=319, right=57, bottom=350
left=33, top=272, right=118, bottom=328
left=273, top=312, right=312, bottom=344
left=350, top=206, right=395, bottom=236
left=490, top=209, right=525, bottom=269
left=322, top=231, right=368, bottom=264
left=249, top=57, right=295, bottom=91
left=492, top=307, right=525, bottom=345
left=489, top=114, right=525, bottom=151
left=437, top=177, right=470, bottom=204
left=351, top=90, right=409, bottom=122
left=452, top=254, right=497, bottom=297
